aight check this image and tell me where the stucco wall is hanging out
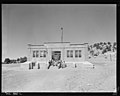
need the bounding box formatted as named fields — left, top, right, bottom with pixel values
left=28, top=43, right=88, bottom=64
left=64, top=47, right=85, bottom=63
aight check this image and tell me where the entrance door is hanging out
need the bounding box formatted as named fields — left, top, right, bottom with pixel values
left=52, top=51, right=61, bottom=61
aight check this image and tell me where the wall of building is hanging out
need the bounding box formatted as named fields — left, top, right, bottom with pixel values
left=28, top=43, right=88, bottom=64
left=29, top=47, right=47, bottom=63
left=64, top=47, right=85, bottom=63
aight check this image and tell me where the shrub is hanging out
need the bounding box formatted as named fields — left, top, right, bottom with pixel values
left=4, top=58, right=11, bottom=64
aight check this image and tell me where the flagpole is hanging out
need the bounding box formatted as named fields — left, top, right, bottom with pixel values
left=61, top=27, right=64, bottom=62
left=61, top=27, right=63, bottom=43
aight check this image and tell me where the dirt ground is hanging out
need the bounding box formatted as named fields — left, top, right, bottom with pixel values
left=2, top=59, right=116, bottom=92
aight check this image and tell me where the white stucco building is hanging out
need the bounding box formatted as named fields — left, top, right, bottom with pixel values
left=27, top=42, right=88, bottom=66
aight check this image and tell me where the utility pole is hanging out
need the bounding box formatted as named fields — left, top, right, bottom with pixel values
left=61, top=27, right=63, bottom=43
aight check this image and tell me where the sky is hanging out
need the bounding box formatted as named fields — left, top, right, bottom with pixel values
left=2, top=4, right=116, bottom=61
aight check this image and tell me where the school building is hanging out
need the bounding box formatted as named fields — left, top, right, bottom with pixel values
left=27, top=42, right=88, bottom=66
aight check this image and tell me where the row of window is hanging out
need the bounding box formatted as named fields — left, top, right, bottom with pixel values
left=67, top=50, right=82, bottom=58
left=33, top=50, right=47, bottom=58
left=32, top=50, right=82, bottom=58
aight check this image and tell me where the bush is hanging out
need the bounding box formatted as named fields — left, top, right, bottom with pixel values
left=4, top=58, right=11, bottom=64
left=88, top=42, right=116, bottom=57
left=4, top=56, right=27, bottom=64
left=20, top=57, right=27, bottom=63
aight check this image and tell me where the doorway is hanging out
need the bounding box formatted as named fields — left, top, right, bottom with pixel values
left=52, top=51, right=61, bottom=61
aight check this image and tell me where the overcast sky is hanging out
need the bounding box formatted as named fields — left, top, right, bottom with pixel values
left=2, top=4, right=116, bottom=61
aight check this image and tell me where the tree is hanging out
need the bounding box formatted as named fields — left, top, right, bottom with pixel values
left=113, top=42, right=116, bottom=47
left=100, top=42, right=103, bottom=45
left=17, top=58, right=20, bottom=63
left=107, top=46, right=111, bottom=51
left=10, top=59, right=14, bottom=64
left=19, top=57, right=23, bottom=63
left=96, top=43, right=100, bottom=49
left=100, top=46, right=103, bottom=50
left=108, top=42, right=111, bottom=45
left=93, top=43, right=97, bottom=47
left=20, top=56, right=27, bottom=63
left=113, top=42, right=117, bottom=51
left=102, top=49, right=107, bottom=54
left=23, top=56, right=27, bottom=62
left=88, top=46, right=90, bottom=51
left=90, top=45, right=92, bottom=48
left=17, top=58, right=20, bottom=61
left=4, top=58, right=11, bottom=64
left=114, top=42, right=116, bottom=46
left=104, top=42, right=106, bottom=45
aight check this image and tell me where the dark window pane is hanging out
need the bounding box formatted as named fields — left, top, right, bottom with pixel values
left=36, top=50, right=39, bottom=57
left=70, top=50, right=73, bottom=57
left=67, top=50, right=69, bottom=57
left=44, top=51, right=46, bottom=57
left=40, top=51, right=43, bottom=57
left=79, top=50, right=81, bottom=57
left=33, top=51, right=35, bottom=57
left=75, top=50, right=78, bottom=57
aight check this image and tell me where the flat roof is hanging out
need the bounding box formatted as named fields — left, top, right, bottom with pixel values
left=44, top=42, right=70, bottom=44
left=28, top=44, right=44, bottom=46
left=70, top=43, right=88, bottom=45
left=28, top=42, right=88, bottom=46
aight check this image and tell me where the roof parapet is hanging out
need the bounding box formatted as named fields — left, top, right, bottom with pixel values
left=70, top=43, right=88, bottom=46
left=28, top=44, right=44, bottom=46
left=44, top=42, right=70, bottom=44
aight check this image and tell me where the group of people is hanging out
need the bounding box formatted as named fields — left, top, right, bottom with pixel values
left=28, top=60, right=67, bottom=70
left=48, top=59, right=67, bottom=69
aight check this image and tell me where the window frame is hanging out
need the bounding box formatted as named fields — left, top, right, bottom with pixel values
left=40, top=50, right=43, bottom=57
left=43, top=50, right=46, bottom=57
left=40, top=50, right=46, bottom=58
left=75, top=50, right=82, bottom=58
left=75, top=50, right=78, bottom=58
left=79, top=50, right=82, bottom=57
left=33, top=50, right=36, bottom=58
left=36, top=50, right=39, bottom=58
left=70, top=50, right=73, bottom=57
left=67, top=50, right=73, bottom=58
left=67, top=50, right=70, bottom=58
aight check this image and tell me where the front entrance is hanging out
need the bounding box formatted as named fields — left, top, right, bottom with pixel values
left=52, top=51, right=61, bottom=61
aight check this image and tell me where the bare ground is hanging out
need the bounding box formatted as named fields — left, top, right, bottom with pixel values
left=2, top=60, right=116, bottom=92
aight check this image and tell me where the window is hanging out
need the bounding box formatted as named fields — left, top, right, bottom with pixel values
left=43, top=50, right=46, bottom=57
left=40, top=50, right=46, bottom=58
left=67, top=50, right=73, bottom=58
left=33, top=51, right=36, bottom=57
left=36, top=50, right=39, bottom=57
left=40, top=51, right=43, bottom=57
left=70, top=50, right=73, bottom=57
left=79, top=50, right=81, bottom=57
left=75, top=50, right=78, bottom=57
left=67, top=50, right=70, bottom=57
left=75, top=50, right=82, bottom=58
